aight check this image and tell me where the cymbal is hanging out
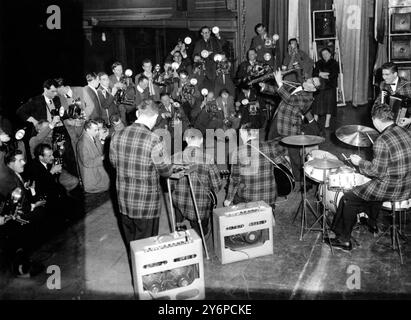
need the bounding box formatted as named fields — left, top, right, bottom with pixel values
left=336, top=125, right=379, bottom=147
left=281, top=135, right=325, bottom=146
left=306, top=158, right=344, bottom=169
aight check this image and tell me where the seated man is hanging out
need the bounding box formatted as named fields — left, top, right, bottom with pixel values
left=171, top=129, right=222, bottom=237
left=327, top=103, right=411, bottom=251
left=28, top=119, right=79, bottom=193
left=224, top=123, right=290, bottom=208
left=77, top=120, right=110, bottom=194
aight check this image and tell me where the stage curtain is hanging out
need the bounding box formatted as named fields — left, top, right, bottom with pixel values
left=269, top=0, right=289, bottom=64
left=298, top=0, right=312, bottom=58
left=335, top=0, right=369, bottom=106
left=288, top=0, right=299, bottom=41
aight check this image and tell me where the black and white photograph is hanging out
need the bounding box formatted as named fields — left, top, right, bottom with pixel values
left=0, top=0, right=411, bottom=307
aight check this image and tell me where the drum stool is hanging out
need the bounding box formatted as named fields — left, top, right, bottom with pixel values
left=376, top=199, right=411, bottom=265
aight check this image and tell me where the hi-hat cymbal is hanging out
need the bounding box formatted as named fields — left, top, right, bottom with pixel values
left=281, top=135, right=325, bottom=146
left=306, top=158, right=344, bottom=169
left=336, top=125, right=379, bottom=147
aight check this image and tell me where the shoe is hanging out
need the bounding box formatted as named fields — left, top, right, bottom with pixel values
left=367, top=224, right=379, bottom=235
left=324, top=237, right=353, bottom=252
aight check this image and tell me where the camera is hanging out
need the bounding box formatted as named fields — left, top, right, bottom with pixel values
left=249, top=101, right=258, bottom=116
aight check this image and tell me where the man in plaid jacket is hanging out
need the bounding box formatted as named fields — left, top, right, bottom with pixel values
left=109, top=99, right=173, bottom=251
left=224, top=123, right=290, bottom=208
left=171, top=129, right=222, bottom=237
left=260, top=70, right=322, bottom=182
left=327, top=103, right=411, bottom=252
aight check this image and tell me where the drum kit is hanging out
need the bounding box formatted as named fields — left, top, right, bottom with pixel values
left=281, top=124, right=377, bottom=247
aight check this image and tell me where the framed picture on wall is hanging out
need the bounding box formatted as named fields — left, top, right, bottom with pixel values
left=313, top=11, right=336, bottom=39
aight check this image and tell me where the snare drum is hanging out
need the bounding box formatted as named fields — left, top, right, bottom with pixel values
left=328, top=168, right=371, bottom=190
left=304, top=150, right=339, bottom=183
left=319, top=185, right=343, bottom=214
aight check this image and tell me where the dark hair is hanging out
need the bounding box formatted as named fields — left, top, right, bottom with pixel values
left=43, top=79, right=59, bottom=90
left=142, top=59, right=152, bottom=66
left=111, top=62, right=122, bottom=71
left=371, top=103, right=394, bottom=121
left=84, top=119, right=98, bottom=131
left=288, top=38, right=299, bottom=48
left=183, top=128, right=203, bottom=141
left=54, top=77, right=65, bottom=87
left=138, top=75, right=149, bottom=84
left=86, top=72, right=98, bottom=82
left=94, top=118, right=105, bottom=125
left=160, top=92, right=170, bottom=99
left=219, top=88, right=230, bottom=96
left=254, top=23, right=265, bottom=33
left=138, top=99, right=159, bottom=115
left=97, top=72, right=108, bottom=79
left=110, top=114, right=121, bottom=123
left=381, top=62, right=398, bottom=74
left=320, top=47, right=332, bottom=57
left=34, top=143, right=52, bottom=160
left=178, top=70, right=189, bottom=77
left=247, top=48, right=257, bottom=56
left=4, top=149, right=23, bottom=166
left=200, top=26, right=210, bottom=34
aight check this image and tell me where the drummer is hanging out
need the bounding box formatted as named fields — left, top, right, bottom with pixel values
left=326, top=103, right=411, bottom=251
left=259, top=69, right=323, bottom=184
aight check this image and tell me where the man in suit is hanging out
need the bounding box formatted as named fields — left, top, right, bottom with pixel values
left=77, top=120, right=110, bottom=194
left=282, top=38, right=314, bottom=84
left=376, top=62, right=411, bottom=120
left=250, top=23, right=279, bottom=68
left=109, top=61, right=125, bottom=90
left=260, top=70, right=322, bottom=182
left=97, top=72, right=120, bottom=125
left=17, top=79, right=61, bottom=126
left=235, top=49, right=259, bottom=86
left=327, top=103, right=411, bottom=251
left=83, top=72, right=102, bottom=120
left=109, top=100, right=173, bottom=254
left=171, top=129, right=222, bottom=237
left=119, top=75, right=149, bottom=125
left=55, top=78, right=86, bottom=158
left=224, top=123, right=289, bottom=208
left=0, top=149, right=47, bottom=277
left=193, top=26, right=227, bottom=91
left=135, top=59, right=161, bottom=102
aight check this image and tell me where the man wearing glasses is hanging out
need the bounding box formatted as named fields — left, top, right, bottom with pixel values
left=260, top=70, right=323, bottom=185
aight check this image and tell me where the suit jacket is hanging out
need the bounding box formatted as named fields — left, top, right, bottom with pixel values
left=83, top=86, right=103, bottom=120
left=17, top=95, right=61, bottom=122
left=171, top=146, right=222, bottom=220
left=216, top=96, right=240, bottom=130
left=353, top=124, right=411, bottom=201
left=227, top=139, right=289, bottom=205
left=193, top=37, right=227, bottom=80
left=153, top=102, right=190, bottom=135
left=235, top=60, right=256, bottom=84
left=135, top=73, right=161, bottom=101
left=250, top=35, right=279, bottom=67
left=77, top=132, right=109, bottom=193
left=26, top=159, right=65, bottom=200
left=97, top=87, right=119, bottom=124
left=109, top=123, right=173, bottom=219
left=262, top=85, right=314, bottom=136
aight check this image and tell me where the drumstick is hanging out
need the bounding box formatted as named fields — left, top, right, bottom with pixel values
left=341, top=153, right=356, bottom=170
left=365, top=132, right=374, bottom=144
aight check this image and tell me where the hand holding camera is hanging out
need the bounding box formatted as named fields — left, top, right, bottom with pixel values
left=50, top=163, right=63, bottom=175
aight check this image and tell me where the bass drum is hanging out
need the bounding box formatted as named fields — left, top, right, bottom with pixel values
left=318, top=185, right=344, bottom=214
left=304, top=150, right=339, bottom=183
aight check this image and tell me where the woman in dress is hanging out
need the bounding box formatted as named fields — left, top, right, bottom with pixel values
left=312, top=47, right=339, bottom=129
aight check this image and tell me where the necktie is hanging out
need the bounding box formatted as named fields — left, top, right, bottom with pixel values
left=47, top=99, right=55, bottom=122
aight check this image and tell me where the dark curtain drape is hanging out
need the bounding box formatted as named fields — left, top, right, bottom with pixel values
left=268, top=0, right=289, bottom=64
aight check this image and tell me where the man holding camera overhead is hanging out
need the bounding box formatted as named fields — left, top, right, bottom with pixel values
left=193, top=26, right=227, bottom=91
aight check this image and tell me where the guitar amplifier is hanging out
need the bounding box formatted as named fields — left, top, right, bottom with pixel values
left=130, top=229, right=205, bottom=300
left=213, top=201, right=274, bottom=265
left=391, top=37, right=411, bottom=60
